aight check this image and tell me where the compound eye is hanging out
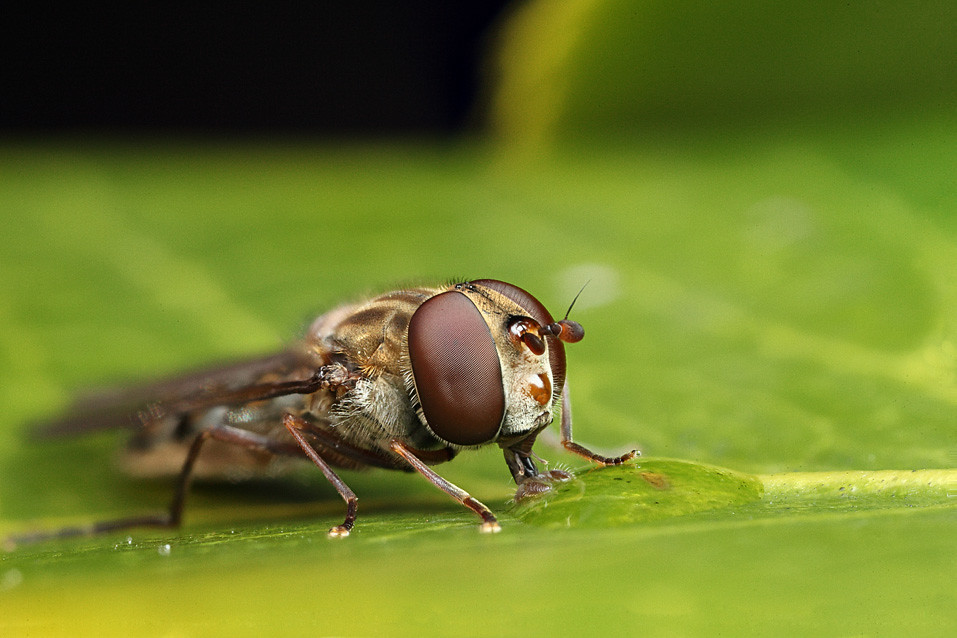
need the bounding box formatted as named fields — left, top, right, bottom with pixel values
left=408, top=291, right=505, bottom=446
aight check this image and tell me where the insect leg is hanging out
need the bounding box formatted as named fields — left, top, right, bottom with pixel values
left=100, top=424, right=305, bottom=531
left=559, top=380, right=638, bottom=465
left=4, top=424, right=301, bottom=548
left=389, top=439, right=501, bottom=533
left=282, top=413, right=357, bottom=538
left=163, top=423, right=308, bottom=527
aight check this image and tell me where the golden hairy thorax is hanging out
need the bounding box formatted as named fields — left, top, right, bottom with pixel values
left=307, top=287, right=439, bottom=378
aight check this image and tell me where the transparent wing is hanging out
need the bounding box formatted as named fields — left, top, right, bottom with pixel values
left=32, top=347, right=321, bottom=438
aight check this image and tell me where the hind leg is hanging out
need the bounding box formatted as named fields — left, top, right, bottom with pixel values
left=5, top=424, right=301, bottom=548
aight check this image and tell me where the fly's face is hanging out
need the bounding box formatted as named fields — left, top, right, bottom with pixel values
left=406, top=279, right=584, bottom=448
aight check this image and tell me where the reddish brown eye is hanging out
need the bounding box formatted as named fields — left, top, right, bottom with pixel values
left=408, top=291, right=505, bottom=446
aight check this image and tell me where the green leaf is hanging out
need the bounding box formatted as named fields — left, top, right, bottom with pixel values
left=510, top=459, right=956, bottom=525
left=2, top=114, right=956, bottom=634
left=510, top=459, right=764, bottom=526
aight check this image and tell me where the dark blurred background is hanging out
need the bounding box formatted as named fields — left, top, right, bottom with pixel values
left=5, top=2, right=954, bottom=140
left=1, top=2, right=512, bottom=136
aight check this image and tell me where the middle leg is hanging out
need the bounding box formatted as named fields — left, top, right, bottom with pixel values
left=283, top=413, right=358, bottom=538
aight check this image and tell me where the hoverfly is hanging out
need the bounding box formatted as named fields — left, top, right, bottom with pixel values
left=15, top=279, right=636, bottom=543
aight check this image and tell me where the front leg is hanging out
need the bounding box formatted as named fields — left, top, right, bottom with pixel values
left=507, top=379, right=637, bottom=503
left=559, top=380, right=638, bottom=465
left=390, top=439, right=501, bottom=533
